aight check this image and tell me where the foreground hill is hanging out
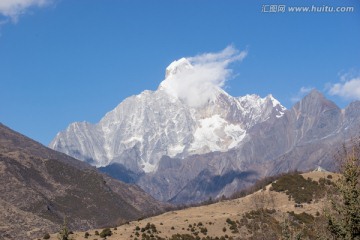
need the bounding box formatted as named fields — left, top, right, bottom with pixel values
left=0, top=123, right=166, bottom=240
left=51, top=171, right=337, bottom=240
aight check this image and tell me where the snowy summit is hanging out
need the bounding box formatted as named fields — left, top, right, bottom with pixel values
left=50, top=49, right=286, bottom=173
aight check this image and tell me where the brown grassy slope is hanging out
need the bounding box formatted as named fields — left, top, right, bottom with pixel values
left=48, top=171, right=337, bottom=240
left=0, top=123, right=166, bottom=240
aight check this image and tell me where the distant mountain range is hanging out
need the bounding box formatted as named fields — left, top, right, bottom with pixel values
left=0, top=123, right=165, bottom=240
left=50, top=58, right=360, bottom=203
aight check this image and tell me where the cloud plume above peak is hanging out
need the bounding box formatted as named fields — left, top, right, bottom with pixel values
left=160, top=46, right=247, bottom=107
left=0, top=0, right=52, bottom=23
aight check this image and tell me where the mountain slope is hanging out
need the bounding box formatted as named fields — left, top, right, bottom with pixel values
left=0, top=123, right=165, bottom=240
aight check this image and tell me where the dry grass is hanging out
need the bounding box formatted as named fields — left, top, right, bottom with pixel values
left=42, top=171, right=337, bottom=240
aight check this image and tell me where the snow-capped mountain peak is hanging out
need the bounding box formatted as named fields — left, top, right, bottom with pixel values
left=50, top=90, right=285, bottom=173
left=50, top=57, right=286, bottom=173
left=165, top=57, right=193, bottom=78
left=159, top=57, right=195, bottom=102
left=159, top=56, right=233, bottom=108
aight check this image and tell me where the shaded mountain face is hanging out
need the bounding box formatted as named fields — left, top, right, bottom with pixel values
left=0, top=124, right=165, bottom=240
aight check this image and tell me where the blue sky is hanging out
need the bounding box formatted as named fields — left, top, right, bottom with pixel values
left=0, top=0, right=359, bottom=145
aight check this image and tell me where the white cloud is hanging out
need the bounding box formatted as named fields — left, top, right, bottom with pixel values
left=329, top=77, right=360, bottom=100
left=160, top=46, right=247, bottom=107
left=291, top=86, right=313, bottom=103
left=0, top=0, right=52, bottom=23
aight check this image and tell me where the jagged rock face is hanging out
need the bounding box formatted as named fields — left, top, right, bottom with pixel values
left=136, top=90, right=360, bottom=203
left=236, top=90, right=343, bottom=167
left=50, top=58, right=285, bottom=173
